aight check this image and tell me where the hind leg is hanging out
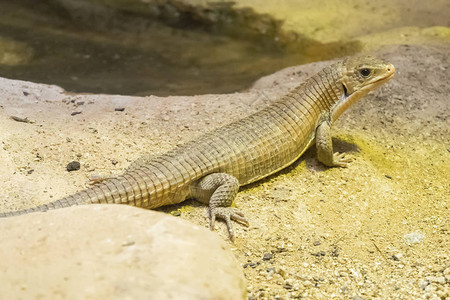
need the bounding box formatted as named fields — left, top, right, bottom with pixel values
left=191, top=173, right=249, bottom=241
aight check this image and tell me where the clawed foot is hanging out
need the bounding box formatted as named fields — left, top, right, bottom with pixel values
left=209, top=207, right=249, bottom=242
left=332, top=152, right=352, bottom=167
left=87, top=174, right=114, bottom=186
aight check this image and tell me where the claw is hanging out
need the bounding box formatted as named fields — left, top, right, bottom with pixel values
left=209, top=210, right=217, bottom=229
left=332, top=152, right=352, bottom=167
left=87, top=174, right=115, bottom=186
left=209, top=207, right=249, bottom=242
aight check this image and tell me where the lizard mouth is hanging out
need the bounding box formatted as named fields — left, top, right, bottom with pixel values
left=367, top=64, right=396, bottom=87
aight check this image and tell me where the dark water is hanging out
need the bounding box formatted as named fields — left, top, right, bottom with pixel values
left=0, top=0, right=360, bottom=96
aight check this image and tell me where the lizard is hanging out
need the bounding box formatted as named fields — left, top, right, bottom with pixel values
left=0, top=56, right=395, bottom=241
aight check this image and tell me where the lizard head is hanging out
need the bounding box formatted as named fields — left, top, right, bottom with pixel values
left=332, top=55, right=395, bottom=121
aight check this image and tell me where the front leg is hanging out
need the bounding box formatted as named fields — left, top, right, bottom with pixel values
left=316, top=116, right=352, bottom=167
left=191, top=173, right=249, bottom=241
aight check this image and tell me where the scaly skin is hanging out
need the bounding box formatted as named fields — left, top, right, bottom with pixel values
left=0, top=56, right=395, bottom=241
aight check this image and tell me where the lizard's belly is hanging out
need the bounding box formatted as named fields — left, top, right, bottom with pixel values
left=227, top=134, right=316, bottom=186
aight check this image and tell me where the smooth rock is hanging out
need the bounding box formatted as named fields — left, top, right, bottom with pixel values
left=0, top=205, right=246, bottom=299
left=66, top=160, right=81, bottom=172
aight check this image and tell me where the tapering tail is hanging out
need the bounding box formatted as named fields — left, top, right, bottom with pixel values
left=0, top=174, right=153, bottom=217
left=0, top=193, right=86, bottom=217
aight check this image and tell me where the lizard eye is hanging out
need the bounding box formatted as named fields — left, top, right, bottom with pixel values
left=359, top=68, right=371, bottom=77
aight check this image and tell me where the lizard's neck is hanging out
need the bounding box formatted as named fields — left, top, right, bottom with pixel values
left=284, top=63, right=345, bottom=121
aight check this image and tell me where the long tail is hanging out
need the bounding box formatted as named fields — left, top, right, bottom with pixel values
left=0, top=188, right=99, bottom=217
left=0, top=197, right=78, bottom=217
left=0, top=173, right=152, bottom=217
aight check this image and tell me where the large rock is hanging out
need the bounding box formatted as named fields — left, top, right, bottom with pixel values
left=0, top=205, right=246, bottom=299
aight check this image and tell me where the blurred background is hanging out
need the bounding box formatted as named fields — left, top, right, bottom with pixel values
left=0, top=0, right=448, bottom=96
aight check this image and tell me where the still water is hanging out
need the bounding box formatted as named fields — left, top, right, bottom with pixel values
left=0, top=0, right=359, bottom=96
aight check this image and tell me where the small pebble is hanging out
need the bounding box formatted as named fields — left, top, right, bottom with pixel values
left=243, top=262, right=258, bottom=269
left=429, top=276, right=446, bottom=284
left=303, top=280, right=312, bottom=287
left=276, top=267, right=287, bottom=278
left=404, top=232, right=425, bottom=245
left=263, top=253, right=273, bottom=261
left=391, top=253, right=402, bottom=261
left=330, top=247, right=339, bottom=257
left=418, top=279, right=430, bottom=290
left=115, top=107, right=125, bottom=112
left=283, top=283, right=292, bottom=290
left=312, top=251, right=326, bottom=257
left=313, top=241, right=321, bottom=246
left=170, top=210, right=181, bottom=216
left=66, top=161, right=81, bottom=172
left=71, top=111, right=82, bottom=116
left=121, top=241, right=135, bottom=247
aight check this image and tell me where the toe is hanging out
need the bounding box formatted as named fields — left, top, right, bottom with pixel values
left=208, top=207, right=248, bottom=241
left=230, top=210, right=249, bottom=226
left=209, top=211, right=217, bottom=229
left=224, top=217, right=235, bottom=242
left=333, top=152, right=352, bottom=167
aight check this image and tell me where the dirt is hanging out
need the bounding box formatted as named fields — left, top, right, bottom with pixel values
left=0, top=43, right=449, bottom=299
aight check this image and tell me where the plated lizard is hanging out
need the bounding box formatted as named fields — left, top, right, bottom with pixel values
left=0, top=56, right=395, bottom=241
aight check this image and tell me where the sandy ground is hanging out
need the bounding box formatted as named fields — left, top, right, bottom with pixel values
left=0, top=43, right=449, bottom=299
